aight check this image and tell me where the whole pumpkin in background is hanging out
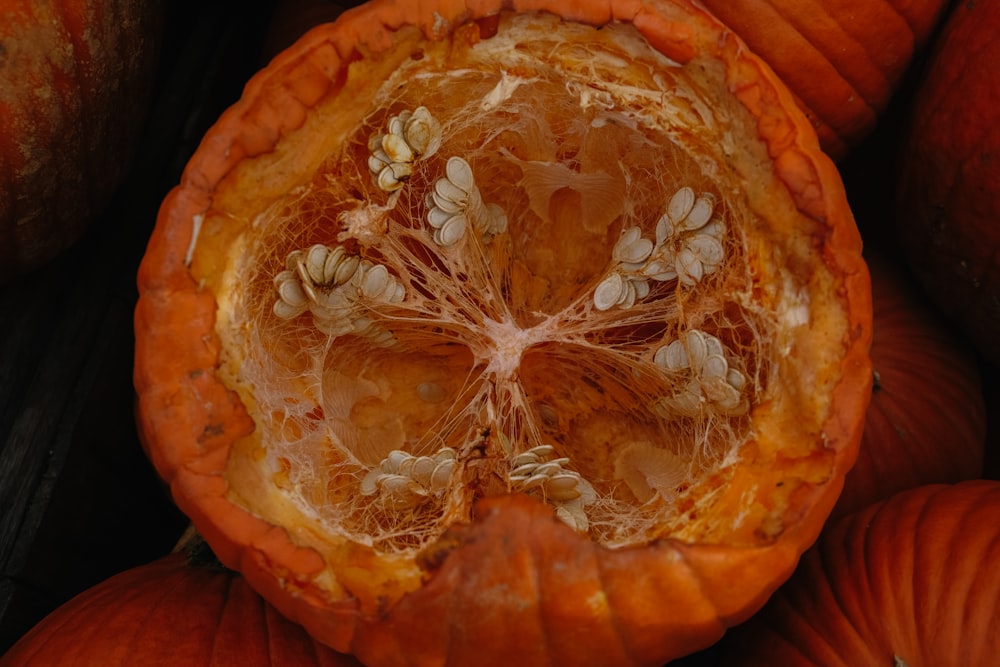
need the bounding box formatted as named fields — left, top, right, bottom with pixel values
left=895, top=0, right=1000, bottom=364
left=0, top=0, right=163, bottom=283
left=133, top=1, right=871, bottom=665
left=832, top=252, right=985, bottom=519
left=0, top=533, right=363, bottom=666
left=698, top=0, right=949, bottom=160
left=718, top=480, right=1000, bottom=666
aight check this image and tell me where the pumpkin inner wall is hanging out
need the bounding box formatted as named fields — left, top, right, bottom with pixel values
left=188, top=13, right=847, bottom=593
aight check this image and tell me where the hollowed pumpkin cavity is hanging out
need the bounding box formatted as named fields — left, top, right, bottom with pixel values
left=184, top=12, right=845, bottom=587
left=138, top=6, right=869, bottom=659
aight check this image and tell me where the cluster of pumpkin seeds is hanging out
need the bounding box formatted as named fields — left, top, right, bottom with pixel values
left=359, top=442, right=595, bottom=531
left=653, top=329, right=748, bottom=416
left=368, top=106, right=442, bottom=191
left=508, top=445, right=596, bottom=531
left=360, top=448, right=458, bottom=510
left=593, top=187, right=726, bottom=311
left=426, top=156, right=508, bottom=246
left=272, top=243, right=404, bottom=345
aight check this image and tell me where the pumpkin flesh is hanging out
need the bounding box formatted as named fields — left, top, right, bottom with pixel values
left=135, top=2, right=871, bottom=664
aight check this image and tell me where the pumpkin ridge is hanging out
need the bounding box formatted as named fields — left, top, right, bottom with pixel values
left=875, top=486, right=926, bottom=658
left=200, top=573, right=243, bottom=665
left=798, top=507, right=878, bottom=662
left=97, top=558, right=184, bottom=663
left=701, top=0, right=875, bottom=148
left=789, top=549, right=858, bottom=665
left=526, top=524, right=560, bottom=667
left=918, top=483, right=998, bottom=662
left=588, top=544, right=637, bottom=665
left=764, top=0, right=894, bottom=105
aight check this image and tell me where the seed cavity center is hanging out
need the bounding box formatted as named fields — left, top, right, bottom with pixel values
left=479, top=315, right=558, bottom=380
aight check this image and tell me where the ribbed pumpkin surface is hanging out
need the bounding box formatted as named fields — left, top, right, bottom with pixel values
left=833, top=254, right=985, bottom=518
left=720, top=480, right=1000, bottom=666
left=698, top=0, right=949, bottom=159
left=0, top=548, right=361, bottom=666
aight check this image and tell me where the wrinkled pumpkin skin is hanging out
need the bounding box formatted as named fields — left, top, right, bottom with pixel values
left=0, top=546, right=363, bottom=666
left=833, top=253, right=985, bottom=519
left=719, top=480, right=1000, bottom=666
left=0, top=0, right=163, bottom=283
left=896, top=0, right=1000, bottom=364
left=134, top=1, right=871, bottom=665
left=698, top=0, right=949, bottom=160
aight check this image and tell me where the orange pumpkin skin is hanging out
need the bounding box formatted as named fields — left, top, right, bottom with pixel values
left=719, top=480, right=1000, bottom=666
left=0, top=0, right=163, bottom=282
left=134, top=1, right=871, bottom=665
left=697, top=0, right=949, bottom=160
left=832, top=254, right=985, bottom=518
left=895, top=0, right=1000, bottom=364
left=0, top=548, right=363, bottom=667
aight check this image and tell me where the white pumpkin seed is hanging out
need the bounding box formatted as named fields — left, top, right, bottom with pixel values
left=681, top=193, right=715, bottom=231
left=435, top=214, right=468, bottom=246
left=429, top=459, right=454, bottom=488
left=446, top=156, right=476, bottom=192
left=667, top=187, right=695, bottom=226
left=594, top=272, right=627, bottom=311
left=427, top=206, right=454, bottom=229
left=381, top=132, right=415, bottom=164
left=435, top=177, right=469, bottom=204
left=361, top=264, right=390, bottom=299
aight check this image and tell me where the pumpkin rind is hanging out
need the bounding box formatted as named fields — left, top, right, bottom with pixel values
left=0, top=0, right=164, bottom=282
left=0, top=548, right=363, bottom=666
left=832, top=254, right=985, bottom=518
left=134, top=1, right=872, bottom=665
left=720, top=480, right=1000, bottom=666
left=697, top=0, right=949, bottom=160
left=895, top=0, right=1000, bottom=365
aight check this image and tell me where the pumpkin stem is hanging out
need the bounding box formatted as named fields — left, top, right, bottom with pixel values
left=171, top=523, right=229, bottom=571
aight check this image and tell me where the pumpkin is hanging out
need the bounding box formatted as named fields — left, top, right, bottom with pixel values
left=0, top=532, right=363, bottom=666
left=718, top=480, right=1000, bottom=666
left=832, top=253, right=985, bottom=518
left=895, top=0, right=1000, bottom=364
left=697, top=0, right=949, bottom=160
left=0, top=0, right=164, bottom=283
left=133, top=1, right=872, bottom=665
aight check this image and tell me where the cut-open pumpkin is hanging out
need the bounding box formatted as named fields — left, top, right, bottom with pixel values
left=134, top=2, right=871, bottom=665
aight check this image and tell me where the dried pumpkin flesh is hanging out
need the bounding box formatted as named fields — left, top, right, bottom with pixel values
left=136, top=4, right=870, bottom=663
